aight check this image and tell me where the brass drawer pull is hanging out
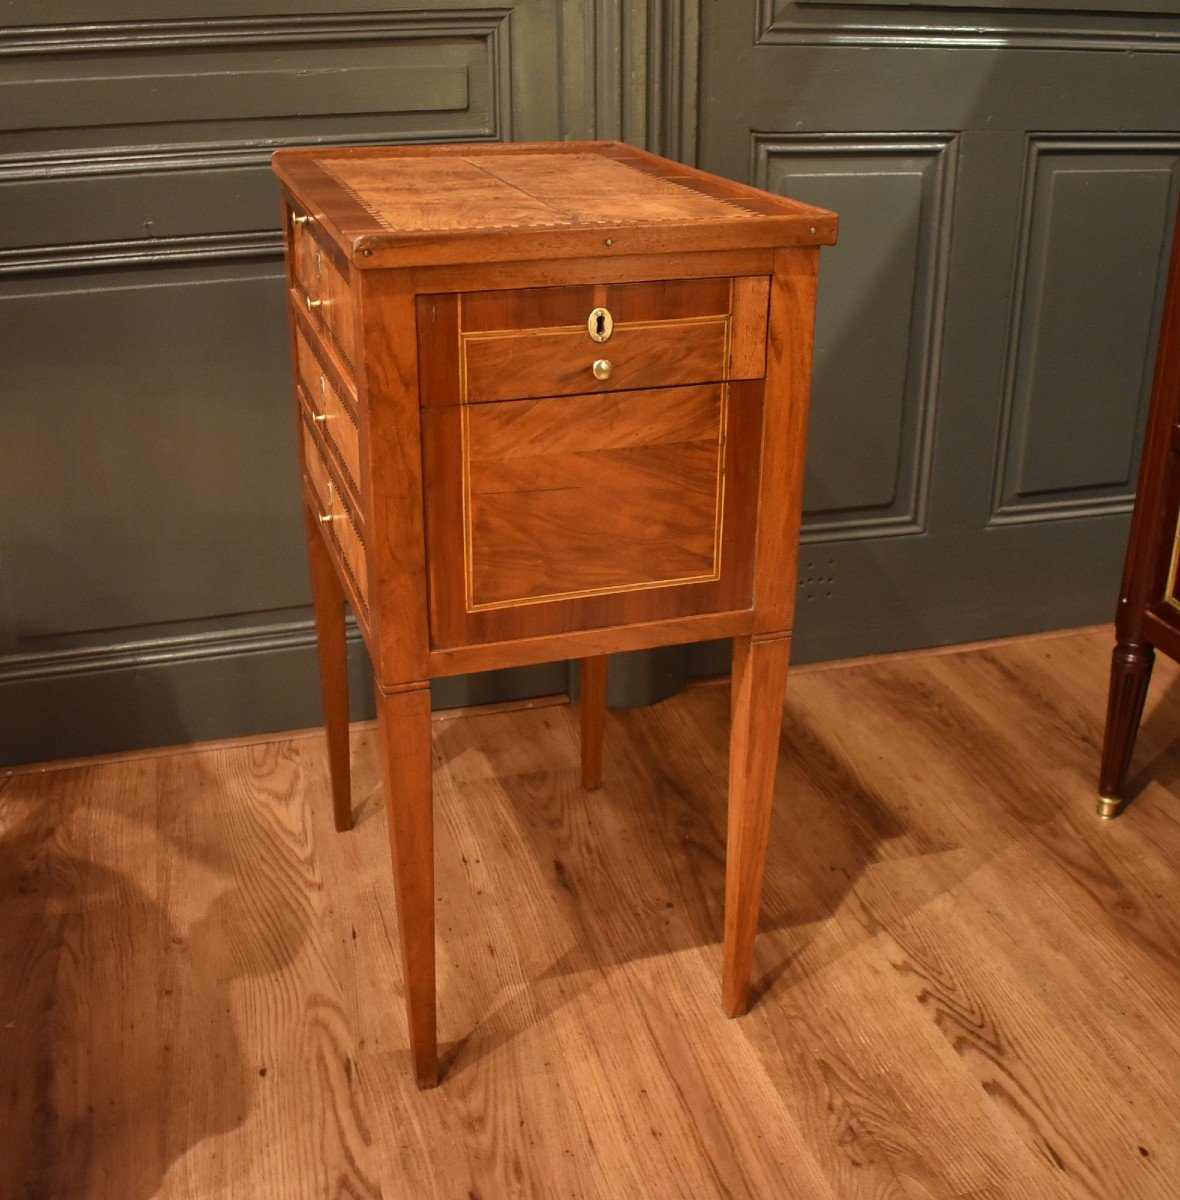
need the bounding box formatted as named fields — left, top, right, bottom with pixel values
left=292, top=212, right=310, bottom=229
left=317, top=478, right=335, bottom=524
left=592, top=358, right=612, bottom=381
left=588, top=307, right=613, bottom=343
left=305, top=295, right=323, bottom=312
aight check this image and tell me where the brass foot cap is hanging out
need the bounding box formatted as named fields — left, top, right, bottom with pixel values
left=1096, top=796, right=1123, bottom=821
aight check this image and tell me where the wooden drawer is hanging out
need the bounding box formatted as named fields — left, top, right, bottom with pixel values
left=331, top=488, right=369, bottom=612
left=294, top=325, right=362, bottom=498
left=422, top=378, right=765, bottom=648
left=465, top=384, right=723, bottom=605
left=301, top=410, right=333, bottom=516
left=290, top=210, right=358, bottom=371
left=300, top=413, right=369, bottom=611
left=418, top=276, right=769, bottom=406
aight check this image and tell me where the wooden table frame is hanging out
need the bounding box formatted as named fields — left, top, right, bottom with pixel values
left=1099, top=199, right=1180, bottom=818
left=275, top=142, right=836, bottom=1087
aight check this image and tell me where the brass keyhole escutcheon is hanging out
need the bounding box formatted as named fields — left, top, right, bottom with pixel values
left=592, top=359, right=612, bottom=381
left=588, top=307, right=613, bottom=343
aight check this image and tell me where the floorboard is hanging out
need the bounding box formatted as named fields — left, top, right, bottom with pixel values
left=2, top=627, right=1179, bottom=1199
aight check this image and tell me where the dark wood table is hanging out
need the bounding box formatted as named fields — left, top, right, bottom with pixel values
left=272, top=141, right=836, bottom=1086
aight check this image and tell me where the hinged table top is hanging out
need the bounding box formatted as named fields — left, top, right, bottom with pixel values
left=272, top=141, right=837, bottom=269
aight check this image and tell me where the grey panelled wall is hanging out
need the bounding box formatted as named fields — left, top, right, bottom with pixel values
left=0, top=2, right=698, bottom=764
left=2, top=1, right=1176, bottom=763
left=691, top=2, right=1180, bottom=672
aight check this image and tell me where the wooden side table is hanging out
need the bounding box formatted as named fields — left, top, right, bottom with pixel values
left=1099, top=200, right=1180, bottom=818
left=272, top=142, right=837, bottom=1086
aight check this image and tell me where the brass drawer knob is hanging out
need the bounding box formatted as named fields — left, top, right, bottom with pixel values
left=592, top=358, right=612, bottom=381
left=305, top=295, right=323, bottom=312
left=292, top=213, right=310, bottom=229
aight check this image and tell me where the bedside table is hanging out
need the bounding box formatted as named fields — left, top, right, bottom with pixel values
left=271, top=141, right=837, bottom=1087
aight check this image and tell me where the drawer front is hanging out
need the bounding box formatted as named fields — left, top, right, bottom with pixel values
left=291, top=214, right=358, bottom=372
left=301, top=412, right=333, bottom=517
left=469, top=384, right=724, bottom=606
left=295, top=326, right=362, bottom=498
left=462, top=318, right=730, bottom=403
left=300, top=413, right=369, bottom=611
left=331, top=489, right=369, bottom=610
left=422, top=379, right=765, bottom=648
left=418, top=276, right=769, bottom=407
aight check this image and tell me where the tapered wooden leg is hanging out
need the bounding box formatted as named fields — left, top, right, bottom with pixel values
left=375, top=681, right=437, bottom=1088
left=1097, top=638, right=1155, bottom=819
left=303, top=505, right=352, bottom=833
left=723, top=634, right=791, bottom=1017
left=579, top=655, right=609, bottom=790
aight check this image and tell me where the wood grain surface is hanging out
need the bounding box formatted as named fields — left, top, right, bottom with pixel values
left=291, top=215, right=357, bottom=372
left=723, top=633, right=792, bottom=1016
left=418, top=275, right=766, bottom=407
left=353, top=269, right=431, bottom=686
left=272, top=142, right=838, bottom=270
left=461, top=317, right=732, bottom=404
left=294, top=327, right=362, bottom=499
left=753, top=246, right=819, bottom=636
left=318, top=151, right=762, bottom=233
left=6, top=625, right=1176, bottom=1198
left=421, top=379, right=764, bottom=649
left=299, top=413, right=369, bottom=615
left=375, top=682, right=436, bottom=1089
left=465, top=385, right=725, bottom=607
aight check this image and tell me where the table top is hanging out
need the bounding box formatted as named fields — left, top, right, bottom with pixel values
left=272, top=141, right=837, bottom=269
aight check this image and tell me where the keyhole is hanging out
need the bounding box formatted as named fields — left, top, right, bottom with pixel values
left=588, top=307, right=613, bottom=342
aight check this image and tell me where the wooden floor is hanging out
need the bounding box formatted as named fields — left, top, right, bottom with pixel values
left=3, top=627, right=1180, bottom=1200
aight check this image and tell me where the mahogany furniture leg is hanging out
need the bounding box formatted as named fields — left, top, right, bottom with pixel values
left=1097, top=638, right=1156, bottom=819
left=303, top=504, right=352, bottom=833
left=375, top=681, right=438, bottom=1088
left=579, top=655, right=609, bottom=791
left=723, top=633, right=791, bottom=1017
left=1091, top=199, right=1180, bottom=815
